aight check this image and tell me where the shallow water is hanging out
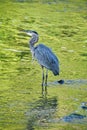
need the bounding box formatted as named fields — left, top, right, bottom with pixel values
left=25, top=92, right=87, bottom=129
left=0, top=0, right=87, bottom=130
left=1, top=63, right=87, bottom=130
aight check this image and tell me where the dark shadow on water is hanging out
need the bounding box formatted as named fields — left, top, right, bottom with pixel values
left=80, top=53, right=87, bottom=57
left=26, top=95, right=58, bottom=130
left=80, top=53, right=87, bottom=61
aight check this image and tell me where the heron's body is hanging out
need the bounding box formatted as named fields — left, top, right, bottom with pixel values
left=33, top=43, right=59, bottom=75
left=22, top=30, right=60, bottom=93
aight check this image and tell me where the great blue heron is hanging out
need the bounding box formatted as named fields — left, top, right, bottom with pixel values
left=22, top=30, right=63, bottom=93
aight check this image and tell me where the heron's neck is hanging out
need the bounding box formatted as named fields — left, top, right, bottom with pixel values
left=29, top=35, right=38, bottom=51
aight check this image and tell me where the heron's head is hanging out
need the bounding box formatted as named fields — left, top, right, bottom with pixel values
left=22, top=30, right=38, bottom=37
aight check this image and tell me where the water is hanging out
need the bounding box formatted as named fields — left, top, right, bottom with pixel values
left=26, top=96, right=57, bottom=129
left=0, top=1, right=87, bottom=130
left=25, top=93, right=87, bottom=129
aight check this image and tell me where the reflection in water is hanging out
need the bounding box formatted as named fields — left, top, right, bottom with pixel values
left=42, top=84, right=48, bottom=97
left=26, top=95, right=58, bottom=130
left=25, top=82, right=87, bottom=130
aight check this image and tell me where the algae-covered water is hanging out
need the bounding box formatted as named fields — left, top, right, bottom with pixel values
left=0, top=0, right=87, bottom=130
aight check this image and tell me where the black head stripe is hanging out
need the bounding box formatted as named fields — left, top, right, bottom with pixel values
left=32, top=31, right=38, bottom=35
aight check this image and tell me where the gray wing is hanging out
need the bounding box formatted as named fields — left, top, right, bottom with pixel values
left=34, top=44, right=59, bottom=75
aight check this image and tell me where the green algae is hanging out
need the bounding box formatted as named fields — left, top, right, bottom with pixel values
left=0, top=0, right=87, bottom=130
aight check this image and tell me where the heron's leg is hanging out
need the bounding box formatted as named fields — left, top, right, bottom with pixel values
left=45, top=69, right=48, bottom=93
left=41, top=66, right=45, bottom=93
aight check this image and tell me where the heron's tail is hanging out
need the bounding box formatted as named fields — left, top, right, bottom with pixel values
left=53, top=71, right=59, bottom=76
left=51, top=65, right=59, bottom=76
left=52, top=69, right=59, bottom=76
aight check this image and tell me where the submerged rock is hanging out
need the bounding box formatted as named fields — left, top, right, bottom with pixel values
left=58, top=79, right=64, bottom=84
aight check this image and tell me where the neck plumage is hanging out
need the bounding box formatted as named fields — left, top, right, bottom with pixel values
left=29, top=35, right=38, bottom=60
left=29, top=35, right=38, bottom=51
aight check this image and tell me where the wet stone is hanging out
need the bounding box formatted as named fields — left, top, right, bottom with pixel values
left=58, top=80, right=64, bottom=84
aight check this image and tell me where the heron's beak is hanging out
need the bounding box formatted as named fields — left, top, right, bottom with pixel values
left=20, top=29, right=32, bottom=36
left=20, top=30, right=27, bottom=33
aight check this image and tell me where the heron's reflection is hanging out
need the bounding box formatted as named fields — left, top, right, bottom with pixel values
left=42, top=83, right=48, bottom=97
left=26, top=95, right=58, bottom=130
